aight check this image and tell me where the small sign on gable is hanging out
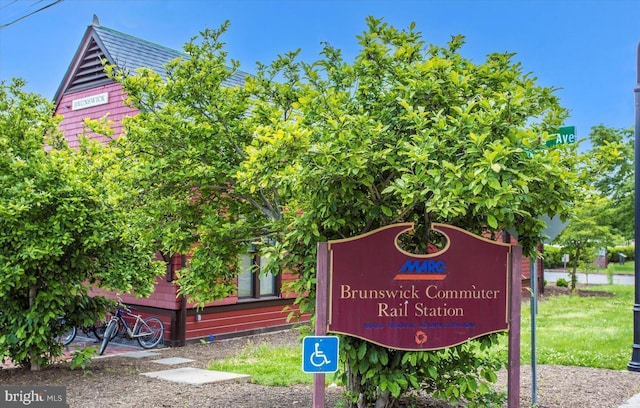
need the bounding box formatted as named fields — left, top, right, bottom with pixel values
left=72, top=92, right=109, bottom=111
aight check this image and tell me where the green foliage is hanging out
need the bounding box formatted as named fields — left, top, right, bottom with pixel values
left=98, top=22, right=286, bottom=306
left=553, top=124, right=634, bottom=290
left=555, top=278, right=569, bottom=287
left=249, top=17, right=576, bottom=407
left=607, top=246, right=634, bottom=262
left=554, top=196, right=619, bottom=290
left=339, top=334, right=505, bottom=407
left=607, top=261, right=634, bottom=275
left=582, top=125, right=634, bottom=240
left=69, top=346, right=97, bottom=370
left=542, top=245, right=563, bottom=268
left=605, top=264, right=615, bottom=284
left=0, top=79, right=164, bottom=369
left=100, top=16, right=579, bottom=407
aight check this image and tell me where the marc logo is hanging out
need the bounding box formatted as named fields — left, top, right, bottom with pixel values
left=394, top=260, right=447, bottom=281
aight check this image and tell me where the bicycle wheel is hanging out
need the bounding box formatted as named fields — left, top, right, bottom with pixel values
left=98, top=319, right=118, bottom=355
left=56, top=326, right=77, bottom=346
left=93, top=320, right=119, bottom=341
left=137, top=317, right=164, bottom=349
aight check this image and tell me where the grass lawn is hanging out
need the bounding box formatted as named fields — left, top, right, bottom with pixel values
left=607, top=261, right=635, bottom=275
left=520, top=284, right=633, bottom=370
left=208, top=342, right=318, bottom=386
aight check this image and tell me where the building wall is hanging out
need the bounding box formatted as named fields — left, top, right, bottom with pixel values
left=57, top=81, right=309, bottom=345
left=55, top=83, right=137, bottom=147
left=185, top=302, right=310, bottom=342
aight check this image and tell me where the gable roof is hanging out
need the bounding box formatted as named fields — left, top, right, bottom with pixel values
left=54, top=16, right=247, bottom=107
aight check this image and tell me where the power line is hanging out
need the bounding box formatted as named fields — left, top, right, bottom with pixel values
left=0, top=0, right=64, bottom=30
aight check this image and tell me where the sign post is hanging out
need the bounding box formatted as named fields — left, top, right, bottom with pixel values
left=530, top=215, right=569, bottom=405
left=562, top=253, right=570, bottom=269
left=627, top=40, right=640, bottom=373
left=508, top=245, right=522, bottom=408
left=312, top=242, right=329, bottom=408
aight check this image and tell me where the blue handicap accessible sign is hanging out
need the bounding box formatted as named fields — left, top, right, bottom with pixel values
left=302, top=335, right=339, bottom=373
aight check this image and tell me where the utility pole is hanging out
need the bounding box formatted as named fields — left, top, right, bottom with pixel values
left=628, top=41, right=640, bottom=373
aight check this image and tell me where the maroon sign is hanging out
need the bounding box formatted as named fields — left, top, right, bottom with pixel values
left=327, top=223, right=512, bottom=350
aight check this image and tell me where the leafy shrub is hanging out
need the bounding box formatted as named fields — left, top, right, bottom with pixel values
left=542, top=246, right=563, bottom=269
left=0, top=80, right=164, bottom=370
left=555, top=278, right=569, bottom=287
left=340, top=334, right=506, bottom=407
left=607, top=246, right=634, bottom=262
left=606, top=264, right=615, bottom=285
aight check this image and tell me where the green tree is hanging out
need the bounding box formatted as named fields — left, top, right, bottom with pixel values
left=584, top=125, right=634, bottom=239
left=102, top=17, right=579, bottom=407
left=554, top=196, right=620, bottom=290
left=0, top=79, right=164, bottom=370
left=243, top=18, right=580, bottom=407
left=550, top=125, right=632, bottom=289
left=96, top=22, right=287, bottom=306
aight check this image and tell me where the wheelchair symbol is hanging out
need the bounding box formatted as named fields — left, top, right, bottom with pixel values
left=310, top=342, right=331, bottom=367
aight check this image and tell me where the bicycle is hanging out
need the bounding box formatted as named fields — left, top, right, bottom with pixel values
left=93, top=319, right=120, bottom=341
left=98, top=304, right=164, bottom=355
left=55, top=317, right=118, bottom=346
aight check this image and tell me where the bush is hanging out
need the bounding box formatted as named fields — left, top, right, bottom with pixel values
left=555, top=278, right=569, bottom=287
left=0, top=81, right=164, bottom=370
left=607, top=246, right=634, bottom=263
left=543, top=246, right=563, bottom=269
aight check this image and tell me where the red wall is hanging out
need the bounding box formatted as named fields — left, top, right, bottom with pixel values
left=185, top=305, right=309, bottom=340
left=91, top=277, right=180, bottom=310
left=55, top=83, right=138, bottom=147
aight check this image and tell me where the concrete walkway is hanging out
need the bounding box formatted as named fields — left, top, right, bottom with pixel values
left=619, top=393, right=640, bottom=408
left=80, top=334, right=251, bottom=385
left=141, top=366, right=250, bottom=385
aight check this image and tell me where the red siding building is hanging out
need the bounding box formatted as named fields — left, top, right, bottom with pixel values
left=53, top=17, right=308, bottom=347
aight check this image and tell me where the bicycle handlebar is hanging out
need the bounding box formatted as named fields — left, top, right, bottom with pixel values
left=113, top=302, right=135, bottom=313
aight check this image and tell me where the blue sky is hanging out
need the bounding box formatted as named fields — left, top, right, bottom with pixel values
left=0, top=0, right=638, bottom=145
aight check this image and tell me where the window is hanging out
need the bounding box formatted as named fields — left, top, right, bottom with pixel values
left=237, top=252, right=278, bottom=299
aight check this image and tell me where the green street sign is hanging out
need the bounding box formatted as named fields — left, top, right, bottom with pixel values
left=545, top=126, right=576, bottom=147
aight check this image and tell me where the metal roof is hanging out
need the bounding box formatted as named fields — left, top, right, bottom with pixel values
left=92, top=25, right=184, bottom=80
left=54, top=16, right=248, bottom=106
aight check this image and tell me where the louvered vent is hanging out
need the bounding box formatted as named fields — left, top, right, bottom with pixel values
left=66, top=37, right=112, bottom=93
